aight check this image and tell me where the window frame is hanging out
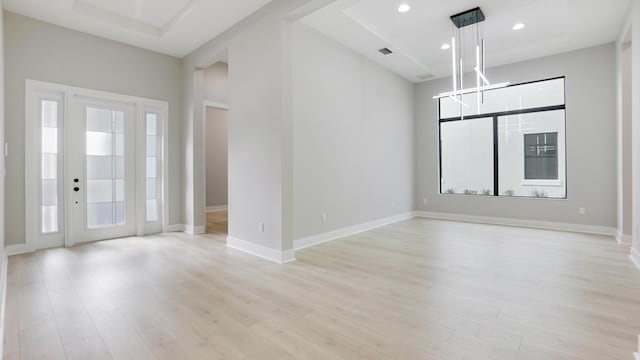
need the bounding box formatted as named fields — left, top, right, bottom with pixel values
left=523, top=132, right=559, bottom=180
left=438, top=76, right=567, bottom=199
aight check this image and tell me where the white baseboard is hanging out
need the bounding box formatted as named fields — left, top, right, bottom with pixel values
left=631, top=247, right=640, bottom=270
left=164, top=224, right=185, bottom=232
left=226, top=236, right=295, bottom=264
left=6, top=244, right=28, bottom=256
left=206, top=205, right=228, bottom=213
left=184, top=225, right=205, bottom=235
left=616, top=230, right=633, bottom=245
left=0, top=249, right=8, bottom=358
left=294, top=212, right=414, bottom=251
left=165, top=224, right=206, bottom=235
left=414, top=211, right=617, bottom=237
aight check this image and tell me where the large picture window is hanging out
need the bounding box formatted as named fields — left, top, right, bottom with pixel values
left=439, top=77, right=566, bottom=199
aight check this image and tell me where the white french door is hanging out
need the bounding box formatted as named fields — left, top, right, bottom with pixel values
left=68, top=97, right=137, bottom=244
left=25, top=80, right=168, bottom=251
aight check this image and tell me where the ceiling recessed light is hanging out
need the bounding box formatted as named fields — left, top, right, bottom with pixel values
left=441, top=43, right=451, bottom=50
left=398, top=4, right=411, bottom=13
left=512, top=23, right=525, bottom=30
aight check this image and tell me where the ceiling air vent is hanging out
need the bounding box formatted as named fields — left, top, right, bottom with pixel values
left=417, top=73, right=435, bottom=81
left=378, top=47, right=393, bottom=55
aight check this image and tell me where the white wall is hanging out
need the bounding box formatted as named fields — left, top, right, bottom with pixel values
left=204, top=62, right=229, bottom=104
left=182, top=5, right=295, bottom=253
left=620, top=1, right=640, bottom=257
left=621, top=43, right=633, bottom=238
left=416, top=43, right=617, bottom=227
left=291, top=23, right=414, bottom=240
left=206, top=107, right=228, bottom=208
left=4, top=12, right=183, bottom=245
left=0, top=3, right=5, bottom=252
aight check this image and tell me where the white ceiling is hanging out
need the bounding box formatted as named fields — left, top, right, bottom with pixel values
left=3, top=0, right=273, bottom=57
left=302, top=0, right=631, bottom=82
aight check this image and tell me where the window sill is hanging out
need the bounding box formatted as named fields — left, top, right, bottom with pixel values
left=520, top=179, right=563, bottom=187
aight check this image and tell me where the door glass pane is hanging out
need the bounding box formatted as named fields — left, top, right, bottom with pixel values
left=115, top=179, right=125, bottom=202
left=440, top=118, right=494, bottom=195
left=41, top=153, right=57, bottom=180
left=146, top=136, right=156, bottom=156
left=146, top=157, right=156, bottom=178
left=86, top=132, right=113, bottom=156
left=42, top=206, right=58, bottom=234
left=115, top=134, right=124, bottom=156
left=42, top=101, right=58, bottom=127
left=115, top=156, right=125, bottom=178
left=146, top=200, right=158, bottom=222
left=146, top=178, right=156, bottom=200
left=86, top=179, right=113, bottom=203
left=87, top=156, right=113, bottom=179
left=42, top=128, right=58, bottom=154
left=87, top=203, right=114, bottom=228
left=115, top=202, right=125, bottom=225
left=42, top=180, right=58, bottom=206
left=41, top=100, right=59, bottom=233
left=146, top=113, right=159, bottom=223
left=87, top=107, right=113, bottom=132
left=86, top=107, right=126, bottom=229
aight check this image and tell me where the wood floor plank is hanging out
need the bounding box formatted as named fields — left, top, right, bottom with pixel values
left=5, top=214, right=640, bottom=359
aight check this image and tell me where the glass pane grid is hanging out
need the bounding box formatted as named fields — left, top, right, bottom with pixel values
left=86, top=107, right=127, bottom=229
left=146, top=113, right=159, bottom=223
left=41, top=100, right=59, bottom=234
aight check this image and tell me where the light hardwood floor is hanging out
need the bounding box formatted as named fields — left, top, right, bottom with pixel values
left=4, top=217, right=640, bottom=360
left=205, top=210, right=228, bottom=238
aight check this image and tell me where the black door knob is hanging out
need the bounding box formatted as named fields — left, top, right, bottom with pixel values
left=73, top=178, right=79, bottom=183
left=73, top=187, right=80, bottom=192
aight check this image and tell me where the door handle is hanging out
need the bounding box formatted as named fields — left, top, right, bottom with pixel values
left=73, top=187, right=80, bottom=192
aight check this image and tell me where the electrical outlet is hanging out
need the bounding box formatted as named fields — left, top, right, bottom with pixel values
left=579, top=207, right=586, bottom=215
left=423, top=198, right=428, bottom=204
left=258, top=222, right=265, bottom=232
left=321, top=213, right=327, bottom=222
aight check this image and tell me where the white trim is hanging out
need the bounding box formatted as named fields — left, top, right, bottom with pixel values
left=631, top=247, right=640, bottom=270
left=294, top=212, right=414, bottom=251
left=226, top=236, right=295, bottom=264
left=6, top=244, right=29, bottom=257
left=206, top=205, right=228, bottom=212
left=203, top=100, right=229, bottom=110
left=413, top=211, right=617, bottom=236
left=616, top=230, right=633, bottom=245
left=184, top=224, right=205, bottom=235
left=520, top=179, right=563, bottom=187
left=164, top=224, right=185, bottom=232
left=0, top=249, right=7, bottom=358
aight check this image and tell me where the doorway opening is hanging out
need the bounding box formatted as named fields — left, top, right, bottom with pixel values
left=620, top=30, right=633, bottom=244
left=199, top=62, right=229, bottom=239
